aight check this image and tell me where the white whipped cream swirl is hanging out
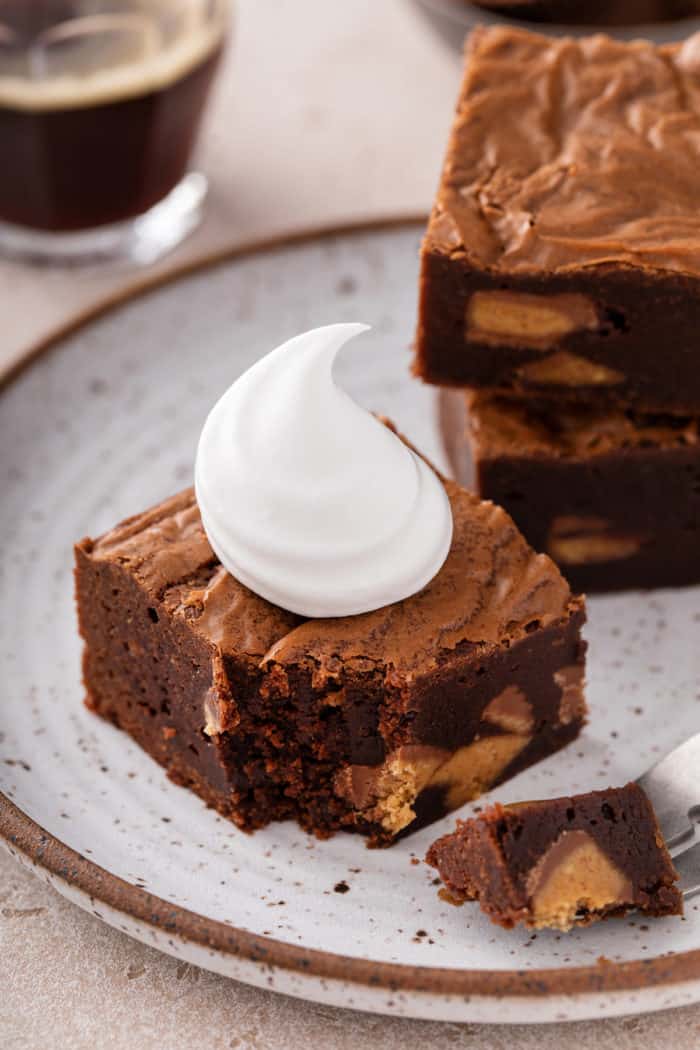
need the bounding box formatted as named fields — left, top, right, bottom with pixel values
left=194, top=323, right=453, bottom=618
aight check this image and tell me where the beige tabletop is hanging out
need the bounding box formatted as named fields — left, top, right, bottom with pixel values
left=0, top=0, right=455, bottom=380
left=2, top=2, right=700, bottom=1047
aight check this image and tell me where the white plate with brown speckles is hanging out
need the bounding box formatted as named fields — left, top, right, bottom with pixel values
left=2, top=219, right=700, bottom=1024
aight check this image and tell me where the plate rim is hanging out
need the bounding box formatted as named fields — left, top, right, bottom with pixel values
left=3, top=215, right=700, bottom=1003
left=410, top=0, right=700, bottom=37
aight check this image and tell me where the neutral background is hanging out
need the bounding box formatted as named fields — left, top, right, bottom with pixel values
left=2, top=2, right=699, bottom=1046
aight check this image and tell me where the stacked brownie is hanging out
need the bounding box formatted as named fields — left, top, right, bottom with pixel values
left=416, top=25, right=700, bottom=592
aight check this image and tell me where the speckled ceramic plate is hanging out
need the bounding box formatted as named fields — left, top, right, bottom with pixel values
left=409, top=0, right=700, bottom=47
left=2, top=220, right=700, bottom=1024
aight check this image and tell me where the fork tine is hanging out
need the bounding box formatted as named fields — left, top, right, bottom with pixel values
left=675, top=841, right=700, bottom=900
left=636, top=731, right=700, bottom=849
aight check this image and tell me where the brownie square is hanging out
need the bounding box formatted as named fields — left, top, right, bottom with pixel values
left=427, top=784, right=683, bottom=930
left=75, top=480, right=586, bottom=846
left=440, top=389, right=700, bottom=592
left=415, top=26, right=700, bottom=413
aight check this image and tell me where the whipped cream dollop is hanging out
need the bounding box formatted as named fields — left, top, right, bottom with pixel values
left=194, top=323, right=453, bottom=618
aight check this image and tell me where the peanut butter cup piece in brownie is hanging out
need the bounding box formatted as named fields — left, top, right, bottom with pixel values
left=427, top=784, right=682, bottom=930
left=75, top=473, right=586, bottom=846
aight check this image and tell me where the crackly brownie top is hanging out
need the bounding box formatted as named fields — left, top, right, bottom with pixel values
left=427, top=26, right=700, bottom=275
left=87, top=481, right=573, bottom=675
left=468, top=392, right=700, bottom=459
left=88, top=491, right=302, bottom=657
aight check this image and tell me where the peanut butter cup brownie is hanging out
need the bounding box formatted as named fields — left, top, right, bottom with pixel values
left=75, top=480, right=586, bottom=845
left=75, top=326, right=586, bottom=846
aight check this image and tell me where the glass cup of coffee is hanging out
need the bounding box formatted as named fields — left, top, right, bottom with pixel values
left=0, top=0, right=230, bottom=265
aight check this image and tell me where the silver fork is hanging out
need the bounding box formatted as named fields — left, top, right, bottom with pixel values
left=637, top=732, right=700, bottom=898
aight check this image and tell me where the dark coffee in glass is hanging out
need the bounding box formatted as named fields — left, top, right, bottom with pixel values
left=0, top=1, right=230, bottom=263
